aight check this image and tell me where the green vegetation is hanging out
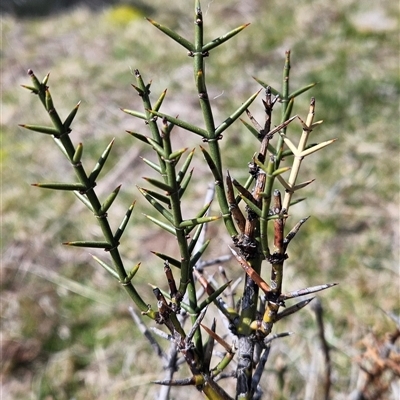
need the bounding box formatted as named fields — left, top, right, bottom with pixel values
left=2, top=0, right=399, bottom=399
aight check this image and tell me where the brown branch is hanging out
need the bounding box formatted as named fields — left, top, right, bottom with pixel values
left=311, top=299, right=332, bottom=400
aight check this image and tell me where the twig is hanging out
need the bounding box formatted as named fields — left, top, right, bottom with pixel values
left=128, top=307, right=168, bottom=363
left=312, top=298, right=331, bottom=400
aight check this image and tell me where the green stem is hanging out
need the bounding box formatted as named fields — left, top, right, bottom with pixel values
left=275, top=51, right=291, bottom=168
left=193, top=2, right=237, bottom=237
left=28, top=70, right=156, bottom=319
left=134, top=70, right=167, bottom=178
left=260, top=158, right=276, bottom=259
left=160, top=122, right=202, bottom=355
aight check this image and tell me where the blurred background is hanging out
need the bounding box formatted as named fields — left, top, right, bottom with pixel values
left=2, top=0, right=399, bottom=399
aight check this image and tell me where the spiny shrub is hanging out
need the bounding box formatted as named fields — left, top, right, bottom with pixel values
left=20, top=1, right=338, bottom=399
